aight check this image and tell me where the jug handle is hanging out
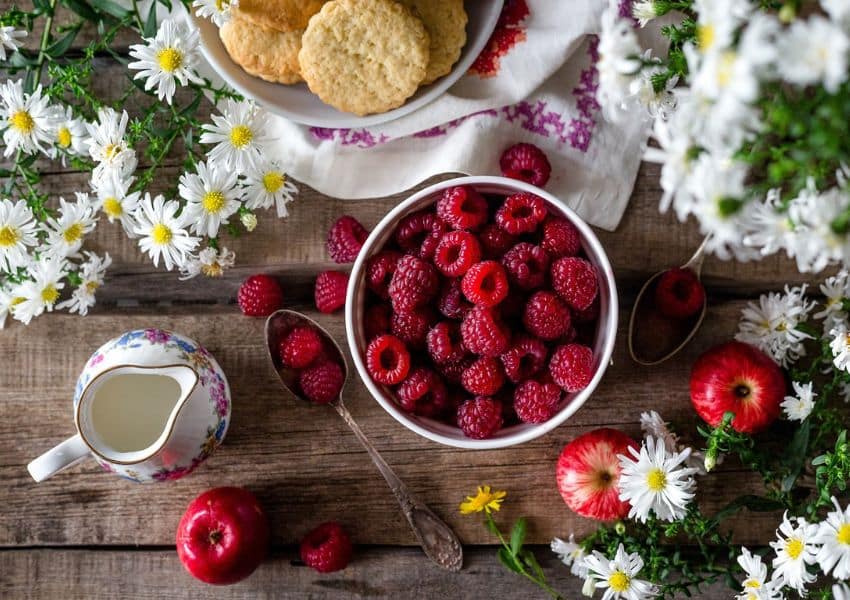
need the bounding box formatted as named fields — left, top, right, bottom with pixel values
left=27, top=435, right=90, bottom=482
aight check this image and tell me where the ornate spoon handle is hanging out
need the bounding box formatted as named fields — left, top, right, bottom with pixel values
left=333, top=400, right=463, bottom=572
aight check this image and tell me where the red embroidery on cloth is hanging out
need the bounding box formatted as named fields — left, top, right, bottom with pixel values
left=469, top=0, right=530, bottom=78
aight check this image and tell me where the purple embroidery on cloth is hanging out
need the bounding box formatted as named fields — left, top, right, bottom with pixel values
left=618, top=0, right=638, bottom=25
left=413, top=109, right=500, bottom=138
left=567, top=35, right=601, bottom=152
left=309, top=127, right=390, bottom=148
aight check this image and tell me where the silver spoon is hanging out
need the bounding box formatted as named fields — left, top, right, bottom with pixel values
left=627, top=235, right=710, bottom=366
left=265, top=309, right=463, bottom=572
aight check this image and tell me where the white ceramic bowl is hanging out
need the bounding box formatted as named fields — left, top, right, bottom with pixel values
left=192, top=2, right=504, bottom=128
left=345, top=176, right=619, bottom=449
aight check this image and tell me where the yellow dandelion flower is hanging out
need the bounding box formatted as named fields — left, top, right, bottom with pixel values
left=460, top=485, right=506, bottom=515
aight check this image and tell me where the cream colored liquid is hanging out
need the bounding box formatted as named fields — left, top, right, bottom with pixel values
left=90, top=374, right=181, bottom=453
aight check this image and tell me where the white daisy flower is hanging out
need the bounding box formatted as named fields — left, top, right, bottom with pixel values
left=91, top=172, right=141, bottom=236
left=193, top=0, right=235, bottom=27
left=0, top=26, right=26, bottom=61
left=822, top=0, right=850, bottom=26
left=57, top=251, right=111, bottom=316
left=692, top=0, right=752, bottom=55
left=735, top=285, right=815, bottom=368
left=41, top=193, right=98, bottom=259
left=199, top=99, right=270, bottom=172
left=10, top=257, right=67, bottom=325
left=0, top=197, right=38, bottom=272
left=740, top=189, right=796, bottom=260
left=48, top=106, right=89, bottom=160
left=596, top=3, right=645, bottom=123
left=0, top=80, right=55, bottom=157
left=736, top=547, right=783, bottom=600
left=778, top=15, right=849, bottom=93
left=631, top=1, right=657, bottom=27
left=643, top=108, right=695, bottom=217
left=834, top=582, right=850, bottom=600
left=815, top=270, right=850, bottom=333
left=128, top=19, right=203, bottom=105
left=0, top=285, right=23, bottom=329
left=618, top=435, right=698, bottom=523
left=178, top=246, right=235, bottom=280
left=85, top=107, right=137, bottom=181
left=769, top=512, right=818, bottom=595
left=551, top=534, right=588, bottom=578
left=787, top=181, right=849, bottom=273
left=829, top=323, right=850, bottom=373
left=179, top=160, right=242, bottom=238
left=582, top=544, right=657, bottom=600
left=242, top=159, right=298, bottom=218
left=628, top=54, right=678, bottom=120
left=814, top=497, right=850, bottom=579
left=639, top=410, right=708, bottom=473
left=132, top=193, right=199, bottom=271
left=780, top=381, right=816, bottom=423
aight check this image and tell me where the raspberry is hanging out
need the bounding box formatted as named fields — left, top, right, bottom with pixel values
left=437, top=278, right=472, bottom=320
left=495, top=192, right=547, bottom=235
left=513, top=379, right=562, bottom=424
left=437, top=355, right=475, bottom=384
left=436, top=185, right=489, bottom=230
left=461, top=306, right=511, bottom=357
left=550, top=257, right=599, bottom=311
left=366, top=334, right=411, bottom=385
left=461, top=261, right=509, bottom=307
left=426, top=321, right=467, bottom=364
left=501, top=242, right=549, bottom=290
left=314, top=271, right=349, bottom=314
left=500, top=334, right=548, bottom=382
left=549, top=343, right=594, bottom=393
left=499, top=143, right=552, bottom=187
left=388, top=255, right=439, bottom=313
left=366, top=250, right=403, bottom=299
left=300, top=522, right=353, bottom=573
left=279, top=325, right=323, bottom=369
left=523, top=291, right=572, bottom=341
left=327, top=215, right=368, bottom=263
left=394, top=210, right=448, bottom=259
left=478, top=223, right=518, bottom=258
left=391, top=306, right=437, bottom=348
left=456, top=396, right=503, bottom=439
left=461, top=356, right=506, bottom=396
left=396, top=367, right=448, bottom=417
left=299, top=360, right=345, bottom=404
left=541, top=216, right=581, bottom=258
left=237, top=274, right=283, bottom=317
left=433, top=231, right=482, bottom=277
left=654, top=267, right=705, bottom=319
left=364, top=304, right=391, bottom=340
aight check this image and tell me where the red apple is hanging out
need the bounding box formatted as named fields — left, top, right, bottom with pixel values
left=176, top=487, right=270, bottom=585
left=556, top=428, right=638, bottom=521
left=690, top=341, right=785, bottom=434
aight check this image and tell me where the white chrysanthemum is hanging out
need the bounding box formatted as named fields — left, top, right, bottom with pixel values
left=582, top=544, right=657, bottom=600
left=199, top=99, right=270, bottom=172
left=10, top=257, right=67, bottom=325
left=41, top=193, right=98, bottom=259
left=769, top=512, right=818, bottom=595
left=0, top=197, right=38, bottom=272
left=596, top=3, right=644, bottom=122
left=0, top=26, right=26, bottom=61
left=629, top=54, right=678, bottom=120
left=0, top=80, right=55, bottom=157
left=778, top=15, right=849, bottom=93
left=551, top=534, right=588, bottom=578
left=639, top=410, right=708, bottom=473
left=735, top=285, right=815, bottom=368
left=692, top=0, right=752, bottom=55
left=740, top=189, right=796, bottom=260
left=785, top=180, right=850, bottom=273
left=814, top=497, right=850, bottom=579
left=736, top=547, right=783, bottom=600
left=242, top=159, right=298, bottom=218
left=91, top=172, right=140, bottom=236
left=179, top=160, right=242, bottom=238
left=780, top=381, right=816, bottom=422
left=132, top=193, right=199, bottom=271
left=57, top=251, right=111, bottom=316
left=631, top=1, right=657, bottom=27
left=193, top=0, right=235, bottom=27
left=815, top=270, right=850, bottom=333
left=643, top=108, right=695, bottom=217
left=829, top=323, right=850, bottom=373
left=618, top=435, right=698, bottom=523
left=0, top=285, right=22, bottom=329
left=835, top=582, right=850, bottom=600
left=179, top=246, right=235, bottom=280
left=48, top=106, right=89, bottom=160
left=85, top=107, right=137, bottom=183
left=128, top=19, right=203, bottom=105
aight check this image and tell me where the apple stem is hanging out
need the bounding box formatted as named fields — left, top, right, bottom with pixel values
left=208, top=530, right=222, bottom=545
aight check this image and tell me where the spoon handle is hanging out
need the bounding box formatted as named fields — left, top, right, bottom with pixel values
left=333, top=400, right=463, bottom=572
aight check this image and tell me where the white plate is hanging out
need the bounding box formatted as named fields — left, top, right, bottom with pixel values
left=192, top=1, right=504, bottom=129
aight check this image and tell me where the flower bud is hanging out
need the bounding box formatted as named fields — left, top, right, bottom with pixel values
left=241, top=212, right=257, bottom=232
left=614, top=521, right=626, bottom=535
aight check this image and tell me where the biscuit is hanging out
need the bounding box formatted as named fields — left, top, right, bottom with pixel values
left=220, top=15, right=303, bottom=85
left=397, top=0, right=467, bottom=85
left=232, top=0, right=326, bottom=32
left=298, top=0, right=430, bottom=116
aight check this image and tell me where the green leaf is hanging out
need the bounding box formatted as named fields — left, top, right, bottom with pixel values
left=780, top=420, right=811, bottom=492
left=520, top=549, right=546, bottom=581
left=144, top=2, right=158, bottom=37
left=510, top=518, right=526, bottom=556
left=61, top=0, right=99, bottom=21
left=712, top=495, right=785, bottom=524
left=497, top=547, right=523, bottom=575
left=89, top=0, right=131, bottom=18
left=45, top=27, right=79, bottom=57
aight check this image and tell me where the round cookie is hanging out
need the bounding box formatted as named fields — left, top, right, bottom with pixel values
left=298, top=0, right=430, bottom=116
left=232, top=0, right=326, bottom=32
left=397, top=0, right=468, bottom=85
left=220, top=16, right=303, bottom=85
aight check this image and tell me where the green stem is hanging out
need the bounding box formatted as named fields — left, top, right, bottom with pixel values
left=31, top=0, right=57, bottom=88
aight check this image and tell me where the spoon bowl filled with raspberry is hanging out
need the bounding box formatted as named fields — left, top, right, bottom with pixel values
left=346, top=176, right=619, bottom=449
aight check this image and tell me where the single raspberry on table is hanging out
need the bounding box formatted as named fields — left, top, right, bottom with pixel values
left=541, top=216, right=581, bottom=258
left=523, top=290, right=572, bottom=341
left=495, top=192, right=547, bottom=235
left=550, top=257, right=598, bottom=311
left=461, top=305, right=511, bottom=357
left=426, top=321, right=468, bottom=364
left=501, top=242, right=549, bottom=290
left=299, top=360, right=345, bottom=404
left=279, top=325, right=323, bottom=369
left=396, top=367, right=448, bottom=417
left=513, top=379, right=562, bottom=424
left=364, top=304, right=391, bottom=340
left=461, top=261, right=510, bottom=307
left=499, top=143, right=552, bottom=187
left=366, top=250, right=403, bottom=299
left=433, top=231, right=482, bottom=277
left=549, top=343, right=594, bottom=393
left=300, top=522, right=353, bottom=573
left=500, top=334, right=548, bottom=382
left=478, top=223, right=518, bottom=258
left=237, top=274, right=283, bottom=317
left=388, top=255, right=439, bottom=313
left=436, top=185, right=489, bottom=231
left=437, top=355, right=476, bottom=384
left=457, top=396, right=503, bottom=439
left=391, top=306, right=437, bottom=348
left=437, top=278, right=472, bottom=320
left=366, top=334, right=411, bottom=385
left=327, top=216, right=368, bottom=263
left=394, top=210, right=448, bottom=259
left=461, top=356, right=506, bottom=396
left=314, top=271, right=349, bottom=314
left=654, top=267, right=705, bottom=319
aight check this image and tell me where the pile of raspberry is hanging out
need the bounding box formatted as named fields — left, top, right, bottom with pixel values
left=360, top=185, right=601, bottom=440
left=277, top=323, right=345, bottom=405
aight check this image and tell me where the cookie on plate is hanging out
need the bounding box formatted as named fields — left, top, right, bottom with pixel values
left=298, top=0, right=430, bottom=116
left=220, top=15, right=303, bottom=85
left=397, top=0, right=468, bottom=85
left=232, top=0, right=326, bottom=32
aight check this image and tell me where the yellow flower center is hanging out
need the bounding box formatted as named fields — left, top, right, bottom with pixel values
left=10, top=110, right=34, bottom=134
left=85, top=280, right=100, bottom=294
left=837, top=523, right=850, bottom=545
left=103, top=143, right=121, bottom=161
left=215, top=0, right=227, bottom=10
left=202, top=190, right=226, bottom=213
left=262, top=171, right=284, bottom=193
left=0, top=225, right=20, bottom=247
left=102, top=197, right=123, bottom=218
left=717, top=51, right=736, bottom=88
left=202, top=262, right=223, bottom=277
left=41, top=284, right=59, bottom=305
left=156, top=47, right=183, bottom=73
left=57, top=126, right=72, bottom=148
left=646, top=468, right=667, bottom=492
left=151, top=223, right=172, bottom=245
left=608, top=571, right=631, bottom=593
left=63, top=223, right=84, bottom=244
left=229, top=125, right=253, bottom=148
left=744, top=579, right=761, bottom=589
left=10, top=296, right=25, bottom=307
left=697, top=24, right=715, bottom=51
left=785, top=538, right=804, bottom=560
